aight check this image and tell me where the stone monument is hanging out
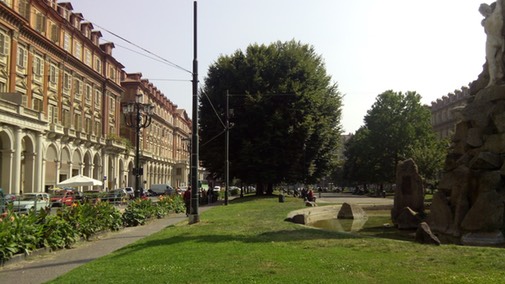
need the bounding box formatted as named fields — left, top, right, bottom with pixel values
left=391, top=158, right=425, bottom=228
left=428, top=0, right=505, bottom=245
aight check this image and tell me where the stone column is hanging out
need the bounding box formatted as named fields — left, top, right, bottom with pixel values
left=12, top=128, right=22, bottom=195
left=34, top=132, right=44, bottom=192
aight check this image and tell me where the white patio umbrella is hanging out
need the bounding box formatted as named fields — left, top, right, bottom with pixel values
left=57, top=175, right=103, bottom=187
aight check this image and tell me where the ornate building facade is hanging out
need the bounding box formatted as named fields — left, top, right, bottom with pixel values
left=0, top=0, right=191, bottom=195
left=430, top=86, right=471, bottom=139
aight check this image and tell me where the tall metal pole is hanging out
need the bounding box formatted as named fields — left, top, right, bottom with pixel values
left=135, top=104, right=141, bottom=199
left=189, top=0, right=199, bottom=224
left=225, top=90, right=229, bottom=205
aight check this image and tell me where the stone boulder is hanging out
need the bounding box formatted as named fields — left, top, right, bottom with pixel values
left=291, top=214, right=308, bottom=225
left=337, top=202, right=367, bottom=219
left=426, top=191, right=454, bottom=234
left=395, top=207, right=422, bottom=230
left=415, top=222, right=441, bottom=245
left=391, top=159, right=425, bottom=224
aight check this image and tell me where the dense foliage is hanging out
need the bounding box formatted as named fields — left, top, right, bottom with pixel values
left=343, top=90, right=447, bottom=186
left=200, top=40, right=343, bottom=192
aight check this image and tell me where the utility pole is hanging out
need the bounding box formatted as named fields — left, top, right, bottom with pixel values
left=225, top=90, right=229, bottom=205
left=189, top=0, right=199, bottom=224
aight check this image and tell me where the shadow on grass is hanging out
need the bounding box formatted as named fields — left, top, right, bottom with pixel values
left=111, top=226, right=359, bottom=259
left=357, top=226, right=417, bottom=242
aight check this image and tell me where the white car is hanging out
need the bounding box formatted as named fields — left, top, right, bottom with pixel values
left=123, top=187, right=135, bottom=199
left=12, top=193, right=50, bottom=213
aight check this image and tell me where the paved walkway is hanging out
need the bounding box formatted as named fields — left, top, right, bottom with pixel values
left=0, top=204, right=215, bottom=284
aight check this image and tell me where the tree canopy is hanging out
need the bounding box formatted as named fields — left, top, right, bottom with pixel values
left=343, top=90, right=446, bottom=185
left=199, top=40, right=343, bottom=192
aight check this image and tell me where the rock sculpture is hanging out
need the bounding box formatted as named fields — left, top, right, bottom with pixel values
left=429, top=2, right=505, bottom=245
left=428, top=86, right=505, bottom=245
left=337, top=203, right=367, bottom=220
left=391, top=159, right=425, bottom=227
left=480, top=0, right=505, bottom=86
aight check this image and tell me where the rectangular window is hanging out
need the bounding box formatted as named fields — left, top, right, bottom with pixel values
left=94, top=121, right=101, bottom=136
left=32, top=97, right=43, bottom=112
left=95, top=58, right=101, bottom=73
left=74, top=113, right=82, bottom=130
left=74, top=79, right=82, bottom=100
left=109, top=65, right=116, bottom=81
left=63, top=32, right=71, bottom=52
left=84, top=49, right=92, bottom=66
left=50, top=24, right=60, bottom=44
left=33, top=55, right=43, bottom=76
left=48, top=104, right=58, bottom=124
left=109, top=96, right=115, bottom=113
left=18, top=0, right=29, bottom=19
left=0, top=30, right=9, bottom=57
left=73, top=40, right=82, bottom=59
left=49, top=64, right=57, bottom=84
left=62, top=109, right=71, bottom=127
left=17, top=45, right=27, bottom=68
left=63, top=72, right=71, bottom=90
left=85, top=84, right=92, bottom=104
left=85, top=117, right=92, bottom=133
left=94, top=90, right=101, bottom=108
left=35, top=12, right=46, bottom=33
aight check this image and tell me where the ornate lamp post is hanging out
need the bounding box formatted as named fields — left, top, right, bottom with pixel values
left=122, top=94, right=154, bottom=199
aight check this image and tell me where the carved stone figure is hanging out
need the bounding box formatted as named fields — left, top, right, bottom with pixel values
left=480, top=1, right=505, bottom=86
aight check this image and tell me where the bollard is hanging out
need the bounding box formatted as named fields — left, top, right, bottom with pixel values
left=278, top=194, right=285, bottom=203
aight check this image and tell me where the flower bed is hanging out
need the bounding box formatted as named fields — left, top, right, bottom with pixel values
left=0, top=195, right=185, bottom=264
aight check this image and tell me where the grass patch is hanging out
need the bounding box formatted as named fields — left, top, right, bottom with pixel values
left=49, top=195, right=505, bottom=283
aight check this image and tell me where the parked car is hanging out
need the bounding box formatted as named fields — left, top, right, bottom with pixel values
left=50, top=190, right=76, bottom=207
left=101, top=189, right=128, bottom=204
left=82, top=190, right=101, bottom=203
left=148, top=184, right=175, bottom=196
left=123, top=187, right=135, bottom=199
left=12, top=193, right=50, bottom=213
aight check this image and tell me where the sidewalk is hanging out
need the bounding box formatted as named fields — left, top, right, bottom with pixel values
left=0, top=204, right=216, bottom=284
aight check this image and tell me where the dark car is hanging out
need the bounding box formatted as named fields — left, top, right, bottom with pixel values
left=82, top=190, right=101, bottom=203
left=101, top=189, right=128, bottom=204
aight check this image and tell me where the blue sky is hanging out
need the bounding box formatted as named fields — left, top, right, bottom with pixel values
left=71, top=0, right=486, bottom=133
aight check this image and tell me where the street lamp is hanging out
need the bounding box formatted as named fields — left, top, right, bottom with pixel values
left=122, top=94, right=154, bottom=199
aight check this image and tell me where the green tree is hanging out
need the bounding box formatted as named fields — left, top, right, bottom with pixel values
left=343, top=90, right=443, bottom=186
left=200, top=40, right=342, bottom=194
left=410, top=138, right=448, bottom=187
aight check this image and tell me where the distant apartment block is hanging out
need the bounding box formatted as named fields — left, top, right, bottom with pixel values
left=430, top=86, right=471, bottom=139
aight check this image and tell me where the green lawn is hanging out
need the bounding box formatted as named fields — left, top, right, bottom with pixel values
left=49, top=195, right=505, bottom=284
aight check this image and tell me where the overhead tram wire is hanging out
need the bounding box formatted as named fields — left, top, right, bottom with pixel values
left=55, top=4, right=192, bottom=75
left=73, top=12, right=192, bottom=75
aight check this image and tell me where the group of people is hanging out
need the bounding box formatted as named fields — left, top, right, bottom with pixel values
left=299, top=188, right=316, bottom=202
left=181, top=187, right=218, bottom=216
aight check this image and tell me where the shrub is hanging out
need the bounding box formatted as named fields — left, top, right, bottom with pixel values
left=0, top=209, right=46, bottom=262
left=42, top=215, right=76, bottom=250
left=0, top=195, right=182, bottom=263
left=123, top=199, right=156, bottom=227
left=157, top=195, right=185, bottom=214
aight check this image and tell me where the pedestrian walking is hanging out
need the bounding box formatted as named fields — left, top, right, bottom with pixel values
left=183, top=187, right=191, bottom=216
